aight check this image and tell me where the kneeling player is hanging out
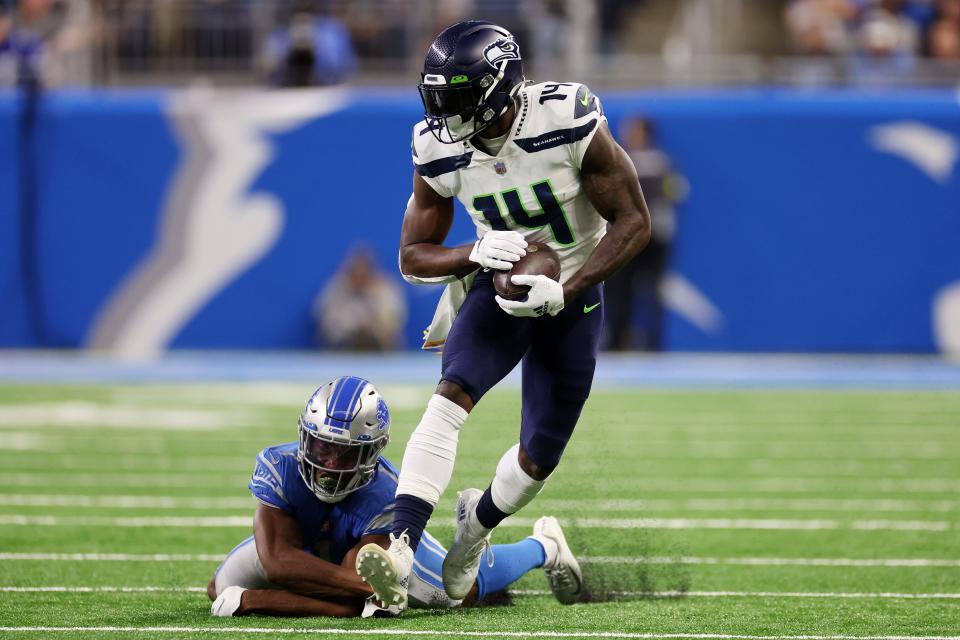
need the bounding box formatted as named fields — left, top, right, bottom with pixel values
left=208, top=376, right=582, bottom=618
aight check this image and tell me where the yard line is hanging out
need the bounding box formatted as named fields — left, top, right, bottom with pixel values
left=4, top=587, right=959, bottom=601
left=511, top=589, right=960, bottom=600
left=0, top=514, right=953, bottom=531
left=2, top=553, right=958, bottom=568
left=0, top=404, right=238, bottom=430
left=3, top=495, right=956, bottom=513
left=0, top=495, right=253, bottom=509
left=0, top=553, right=224, bottom=562
left=5, top=474, right=960, bottom=493
left=0, top=626, right=958, bottom=640
left=0, top=626, right=958, bottom=639
left=581, top=557, right=960, bottom=568
left=539, top=498, right=959, bottom=513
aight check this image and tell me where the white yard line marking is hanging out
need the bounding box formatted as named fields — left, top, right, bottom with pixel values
left=4, top=586, right=960, bottom=601
left=0, top=553, right=224, bottom=562
left=580, top=557, right=960, bottom=568
left=4, top=474, right=960, bottom=493
left=0, top=515, right=252, bottom=527
left=0, top=626, right=957, bottom=639
left=539, top=498, right=959, bottom=513
left=2, top=553, right=957, bottom=568
left=2, top=495, right=956, bottom=513
left=512, top=589, right=960, bottom=600
left=0, top=495, right=253, bottom=509
left=0, top=404, right=238, bottom=430
left=0, top=515, right=952, bottom=531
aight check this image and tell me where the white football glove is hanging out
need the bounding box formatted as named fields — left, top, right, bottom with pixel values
left=495, top=274, right=565, bottom=318
left=469, top=230, right=527, bottom=271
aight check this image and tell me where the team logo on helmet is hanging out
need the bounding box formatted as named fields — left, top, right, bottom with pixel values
left=483, top=39, right=520, bottom=67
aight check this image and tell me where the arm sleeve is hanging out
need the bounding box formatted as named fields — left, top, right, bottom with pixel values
left=569, top=84, right=607, bottom=170
left=248, top=449, right=293, bottom=513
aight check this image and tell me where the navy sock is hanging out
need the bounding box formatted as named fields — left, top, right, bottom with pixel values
left=391, top=494, right=434, bottom=551
left=475, top=485, right=511, bottom=529
left=475, top=538, right=546, bottom=601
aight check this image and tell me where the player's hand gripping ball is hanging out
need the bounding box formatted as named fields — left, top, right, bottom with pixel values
left=494, top=242, right=565, bottom=317
left=469, top=230, right=528, bottom=271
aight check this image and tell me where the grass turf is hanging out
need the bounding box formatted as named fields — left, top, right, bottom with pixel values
left=0, top=384, right=958, bottom=638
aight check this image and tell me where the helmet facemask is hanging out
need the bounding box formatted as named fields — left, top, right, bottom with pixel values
left=295, top=377, right=391, bottom=503
left=297, top=417, right=387, bottom=502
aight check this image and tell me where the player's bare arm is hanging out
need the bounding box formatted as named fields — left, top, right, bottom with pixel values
left=562, top=122, right=651, bottom=303
left=399, top=173, right=475, bottom=279
left=253, top=503, right=374, bottom=600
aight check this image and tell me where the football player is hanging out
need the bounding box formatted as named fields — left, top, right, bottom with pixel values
left=355, top=21, right=650, bottom=610
left=208, top=376, right=581, bottom=618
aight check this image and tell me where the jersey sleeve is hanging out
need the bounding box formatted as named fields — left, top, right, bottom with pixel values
left=569, top=84, right=606, bottom=169
left=410, top=122, right=463, bottom=199
left=248, top=447, right=293, bottom=512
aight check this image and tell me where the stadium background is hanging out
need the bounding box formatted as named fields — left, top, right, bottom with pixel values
left=1, top=1, right=960, bottom=639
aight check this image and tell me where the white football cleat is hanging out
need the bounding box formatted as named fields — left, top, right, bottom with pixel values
left=210, top=585, right=246, bottom=617
left=355, top=532, right=413, bottom=611
left=442, top=488, right=493, bottom=600
left=532, top=515, right=583, bottom=604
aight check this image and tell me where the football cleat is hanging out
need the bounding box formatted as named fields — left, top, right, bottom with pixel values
left=532, top=515, right=583, bottom=605
left=355, top=532, right=413, bottom=611
left=442, top=488, right=493, bottom=600
left=210, top=585, right=246, bottom=617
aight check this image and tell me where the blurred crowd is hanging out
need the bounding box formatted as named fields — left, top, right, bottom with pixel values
left=3, top=0, right=960, bottom=88
left=785, top=0, right=960, bottom=60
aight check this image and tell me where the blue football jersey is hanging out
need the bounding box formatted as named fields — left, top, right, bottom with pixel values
left=249, top=442, right=399, bottom=564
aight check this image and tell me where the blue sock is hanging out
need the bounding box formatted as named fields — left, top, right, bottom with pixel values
left=475, top=538, right=546, bottom=601
left=391, top=494, right=433, bottom=551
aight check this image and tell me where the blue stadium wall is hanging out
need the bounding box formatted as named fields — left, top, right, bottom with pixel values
left=1, top=87, right=959, bottom=353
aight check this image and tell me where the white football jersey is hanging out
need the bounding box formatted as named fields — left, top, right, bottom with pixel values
left=412, top=81, right=608, bottom=283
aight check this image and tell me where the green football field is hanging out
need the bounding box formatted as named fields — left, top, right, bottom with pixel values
left=0, top=383, right=958, bottom=639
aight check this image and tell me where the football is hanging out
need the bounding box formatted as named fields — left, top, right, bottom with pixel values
left=493, top=241, right=562, bottom=300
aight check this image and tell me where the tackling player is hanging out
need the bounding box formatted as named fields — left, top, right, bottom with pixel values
left=208, top=375, right=582, bottom=618
left=356, top=21, right=650, bottom=610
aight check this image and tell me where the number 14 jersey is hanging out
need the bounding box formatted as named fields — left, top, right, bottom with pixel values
left=412, top=81, right=608, bottom=283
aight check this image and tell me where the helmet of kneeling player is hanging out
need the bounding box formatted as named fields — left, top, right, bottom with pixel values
left=418, top=20, right=525, bottom=144
left=297, top=376, right=390, bottom=502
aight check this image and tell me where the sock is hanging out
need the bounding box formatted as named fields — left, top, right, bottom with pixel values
left=392, top=395, right=468, bottom=550
left=391, top=495, right=433, bottom=551
left=475, top=538, right=546, bottom=601
left=475, top=444, right=546, bottom=529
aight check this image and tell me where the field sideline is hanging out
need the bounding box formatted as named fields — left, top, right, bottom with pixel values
left=0, top=370, right=958, bottom=638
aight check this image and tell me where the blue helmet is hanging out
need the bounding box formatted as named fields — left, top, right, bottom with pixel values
left=418, top=20, right=525, bottom=144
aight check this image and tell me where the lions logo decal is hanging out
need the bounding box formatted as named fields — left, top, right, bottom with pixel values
left=483, top=39, right=520, bottom=67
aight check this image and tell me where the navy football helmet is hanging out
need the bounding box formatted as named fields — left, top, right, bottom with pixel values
left=418, top=21, right=525, bottom=144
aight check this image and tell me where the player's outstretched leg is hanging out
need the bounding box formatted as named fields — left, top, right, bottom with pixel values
left=531, top=516, right=583, bottom=604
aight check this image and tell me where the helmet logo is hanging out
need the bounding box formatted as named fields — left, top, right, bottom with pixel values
left=423, top=74, right=446, bottom=85
left=483, top=39, right=520, bottom=67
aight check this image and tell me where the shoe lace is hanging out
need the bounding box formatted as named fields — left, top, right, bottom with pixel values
left=464, top=534, right=494, bottom=568
left=389, top=531, right=411, bottom=551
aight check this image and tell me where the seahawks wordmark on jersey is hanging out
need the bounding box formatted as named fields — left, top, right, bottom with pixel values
left=412, top=81, right=607, bottom=348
